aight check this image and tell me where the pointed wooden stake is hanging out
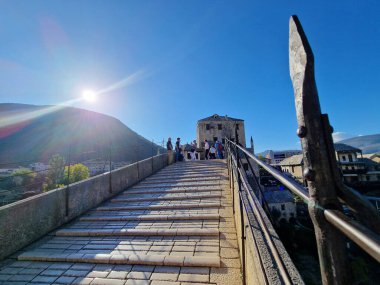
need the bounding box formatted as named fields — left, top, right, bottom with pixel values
left=289, top=15, right=349, bottom=285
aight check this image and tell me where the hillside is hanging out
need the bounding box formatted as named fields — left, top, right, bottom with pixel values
left=0, top=103, right=165, bottom=166
left=339, top=134, right=380, bottom=154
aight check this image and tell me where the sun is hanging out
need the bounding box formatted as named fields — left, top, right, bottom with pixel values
left=82, top=89, right=97, bottom=102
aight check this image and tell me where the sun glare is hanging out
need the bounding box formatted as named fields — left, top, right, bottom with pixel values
left=82, top=89, right=97, bottom=102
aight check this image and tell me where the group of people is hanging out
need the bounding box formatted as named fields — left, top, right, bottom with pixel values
left=166, top=137, right=184, bottom=162
left=204, top=139, right=224, bottom=160
left=166, top=137, right=224, bottom=161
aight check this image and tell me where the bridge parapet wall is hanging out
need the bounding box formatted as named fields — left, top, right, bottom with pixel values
left=0, top=153, right=172, bottom=261
left=228, top=156, right=304, bottom=285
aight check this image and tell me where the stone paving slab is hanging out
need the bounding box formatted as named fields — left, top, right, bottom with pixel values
left=55, top=228, right=219, bottom=237
left=0, top=160, right=241, bottom=285
left=122, top=188, right=223, bottom=195
left=80, top=214, right=220, bottom=222
left=96, top=203, right=221, bottom=212
left=110, top=194, right=222, bottom=203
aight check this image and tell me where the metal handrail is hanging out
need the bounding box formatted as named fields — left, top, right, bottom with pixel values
left=226, top=138, right=380, bottom=263
left=227, top=142, right=298, bottom=284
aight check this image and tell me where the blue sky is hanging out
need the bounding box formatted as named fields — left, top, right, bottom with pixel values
left=0, top=1, right=379, bottom=152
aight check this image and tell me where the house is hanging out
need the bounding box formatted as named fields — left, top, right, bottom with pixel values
left=278, top=143, right=380, bottom=185
left=197, top=114, right=246, bottom=147
left=362, top=153, right=380, bottom=164
left=265, top=150, right=302, bottom=165
left=29, top=162, right=49, bottom=172
left=334, top=143, right=366, bottom=184
left=279, top=154, right=304, bottom=184
left=263, top=190, right=297, bottom=222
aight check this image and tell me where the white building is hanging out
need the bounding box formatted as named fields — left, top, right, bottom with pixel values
left=266, top=150, right=302, bottom=165
left=29, top=162, right=49, bottom=172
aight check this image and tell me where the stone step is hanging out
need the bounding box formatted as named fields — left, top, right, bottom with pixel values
left=139, top=180, right=227, bottom=185
left=80, top=213, right=220, bottom=221
left=96, top=202, right=220, bottom=211
left=154, top=172, right=226, bottom=177
left=157, top=168, right=225, bottom=174
left=56, top=228, right=219, bottom=237
left=146, top=174, right=227, bottom=180
left=133, top=182, right=227, bottom=189
left=110, top=193, right=222, bottom=203
left=18, top=252, right=220, bottom=267
left=140, top=177, right=227, bottom=184
left=123, top=187, right=222, bottom=195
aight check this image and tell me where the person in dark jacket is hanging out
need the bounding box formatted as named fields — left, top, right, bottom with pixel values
left=166, top=137, right=173, bottom=151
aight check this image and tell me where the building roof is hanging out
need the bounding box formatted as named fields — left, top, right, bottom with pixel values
left=358, top=158, right=379, bottom=167
left=263, top=190, right=294, bottom=204
left=334, top=143, right=361, bottom=153
left=198, top=114, right=244, bottom=123
left=363, top=153, right=380, bottom=159
left=279, top=154, right=304, bottom=166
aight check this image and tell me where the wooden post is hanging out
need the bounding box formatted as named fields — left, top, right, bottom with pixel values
left=289, top=15, right=349, bottom=284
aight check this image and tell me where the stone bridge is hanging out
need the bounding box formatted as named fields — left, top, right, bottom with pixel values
left=0, top=158, right=243, bottom=285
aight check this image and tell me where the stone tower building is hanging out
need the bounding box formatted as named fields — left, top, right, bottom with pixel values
left=197, top=114, right=246, bottom=147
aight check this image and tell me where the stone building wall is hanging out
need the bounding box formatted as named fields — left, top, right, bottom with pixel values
left=196, top=115, right=246, bottom=147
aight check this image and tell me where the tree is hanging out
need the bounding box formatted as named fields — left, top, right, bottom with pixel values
left=11, top=168, right=36, bottom=192
left=45, top=154, right=66, bottom=191
left=63, top=163, right=90, bottom=184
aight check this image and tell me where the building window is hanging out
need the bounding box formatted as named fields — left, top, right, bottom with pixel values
left=218, top=124, right=222, bottom=130
left=281, top=204, right=285, bottom=211
left=348, top=154, right=353, bottom=162
left=236, top=124, right=239, bottom=130
left=342, top=155, right=346, bottom=161
left=222, top=138, right=226, bottom=144
left=213, top=137, right=218, bottom=142
left=206, top=124, right=210, bottom=130
left=291, top=166, right=294, bottom=173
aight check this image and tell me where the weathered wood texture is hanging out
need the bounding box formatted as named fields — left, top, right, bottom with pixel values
left=289, top=15, right=349, bottom=285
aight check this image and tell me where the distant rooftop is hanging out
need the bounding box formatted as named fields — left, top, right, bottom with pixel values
left=363, top=153, right=380, bottom=159
left=279, top=154, right=303, bottom=166
left=334, top=143, right=362, bottom=153
left=198, top=114, right=244, bottom=122
left=263, top=190, right=294, bottom=204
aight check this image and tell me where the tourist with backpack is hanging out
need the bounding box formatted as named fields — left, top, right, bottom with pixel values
left=175, top=137, right=183, bottom=162
left=215, top=140, right=224, bottom=159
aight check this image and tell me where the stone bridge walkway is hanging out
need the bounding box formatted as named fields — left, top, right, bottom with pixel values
left=0, top=160, right=242, bottom=285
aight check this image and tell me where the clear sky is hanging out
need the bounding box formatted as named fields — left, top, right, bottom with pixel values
left=0, top=1, right=379, bottom=152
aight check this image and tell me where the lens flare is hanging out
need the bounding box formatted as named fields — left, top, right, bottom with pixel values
left=82, top=89, right=97, bottom=102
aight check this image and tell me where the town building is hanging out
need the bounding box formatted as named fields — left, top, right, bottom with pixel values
left=263, top=190, right=297, bottom=222
left=362, top=153, right=380, bottom=163
left=82, top=159, right=130, bottom=176
left=266, top=150, right=302, bottom=165
left=279, top=154, right=305, bottom=184
left=278, top=143, right=380, bottom=185
left=197, top=114, right=246, bottom=147
left=29, top=162, right=49, bottom=172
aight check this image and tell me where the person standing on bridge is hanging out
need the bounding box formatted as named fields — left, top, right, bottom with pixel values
left=166, top=137, right=173, bottom=151
left=175, top=137, right=183, bottom=162
left=204, top=139, right=210, bottom=160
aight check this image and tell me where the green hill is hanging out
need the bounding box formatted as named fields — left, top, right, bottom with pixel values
left=0, top=103, right=165, bottom=166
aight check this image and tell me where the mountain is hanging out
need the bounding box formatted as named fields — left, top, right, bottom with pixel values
left=339, top=134, right=380, bottom=154
left=0, top=103, right=165, bottom=166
